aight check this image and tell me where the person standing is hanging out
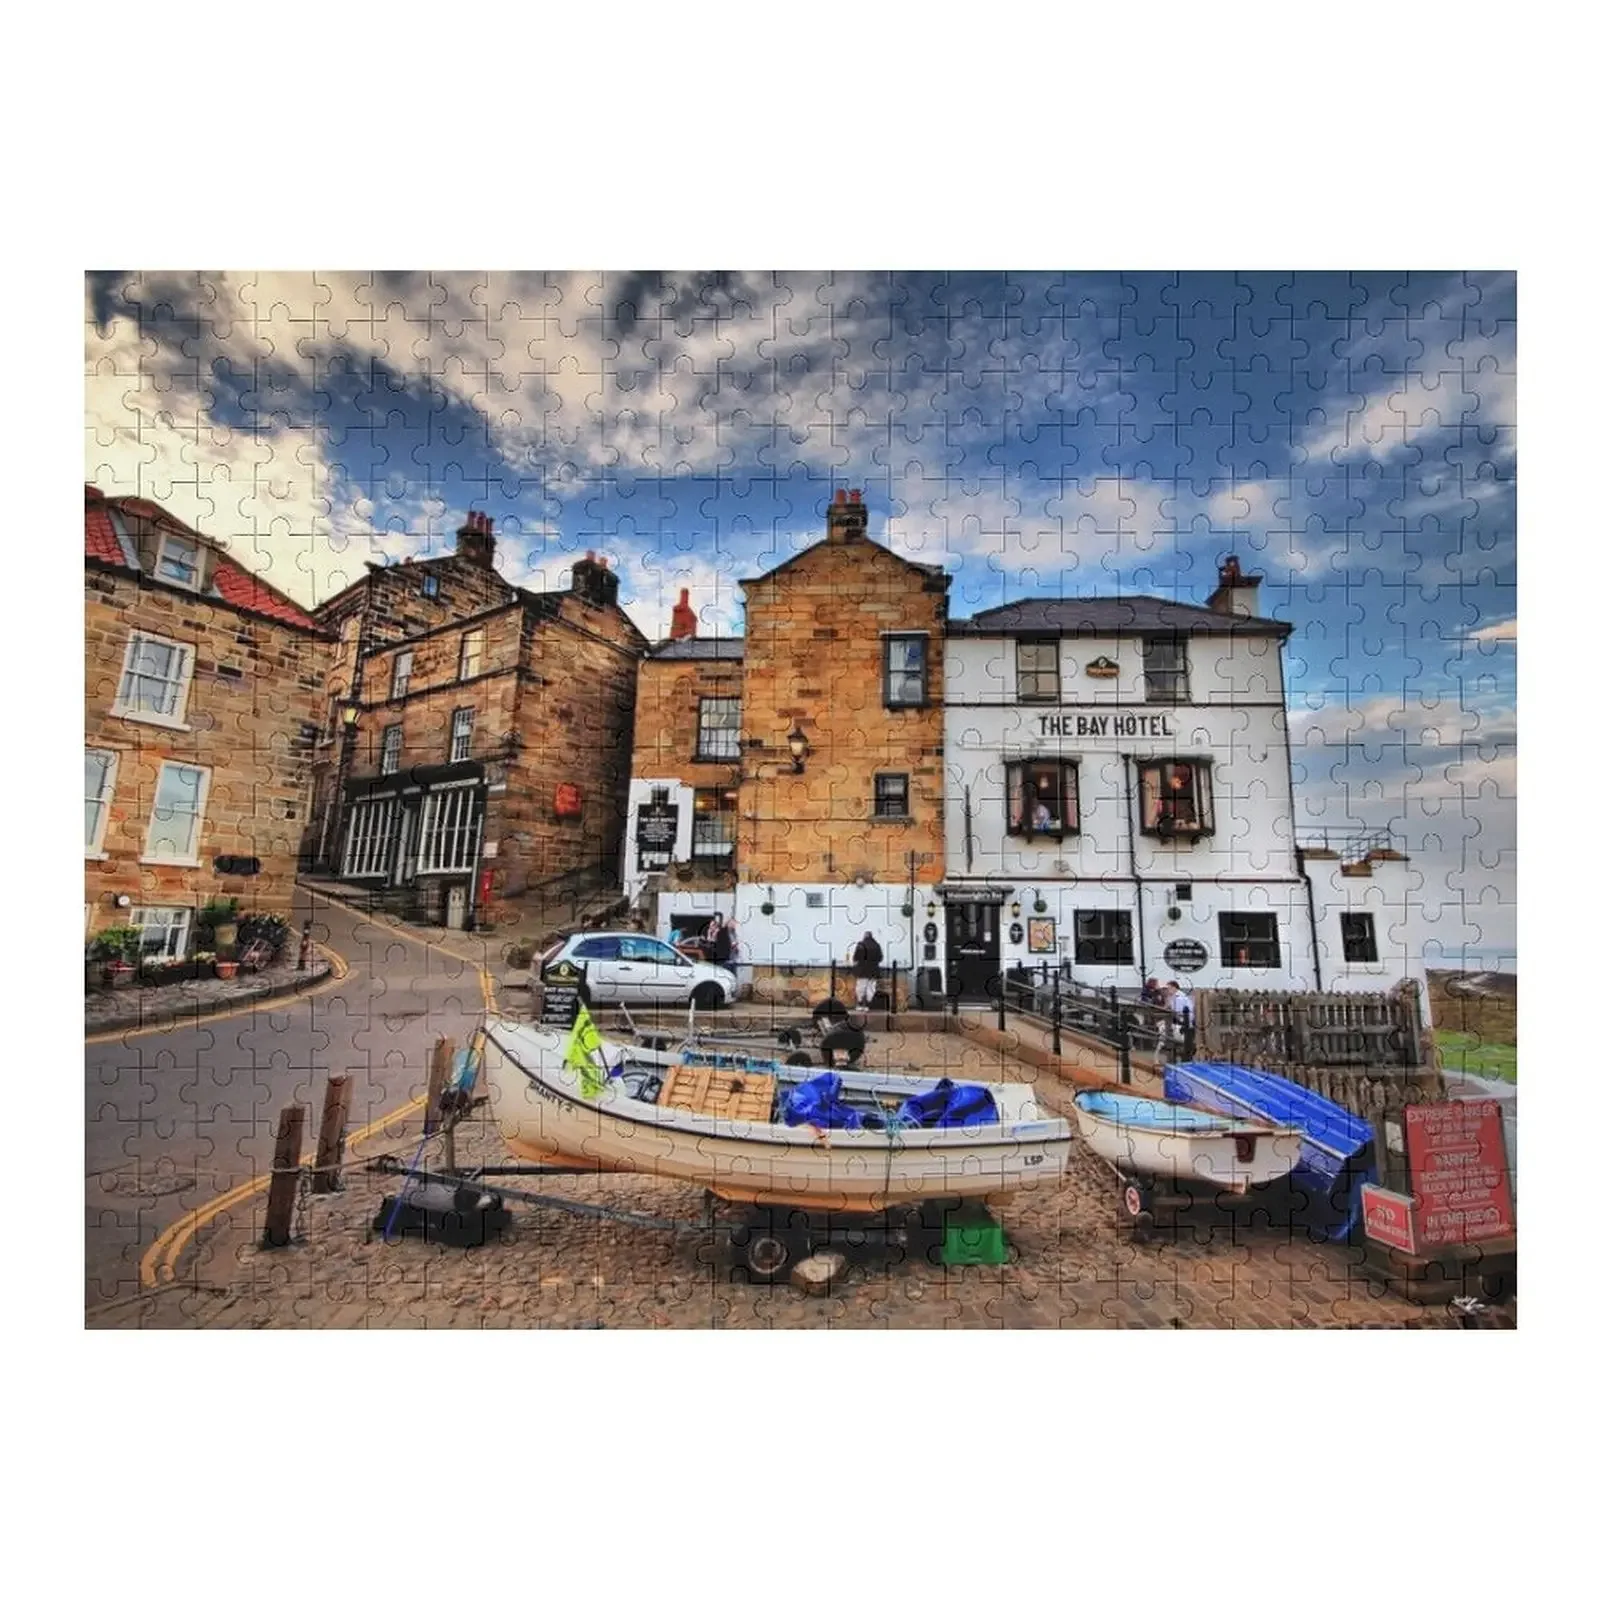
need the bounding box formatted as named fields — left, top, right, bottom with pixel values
left=710, top=914, right=734, bottom=966
left=852, top=930, right=884, bottom=1011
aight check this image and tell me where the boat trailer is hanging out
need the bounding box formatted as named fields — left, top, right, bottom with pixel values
left=365, top=1152, right=947, bottom=1284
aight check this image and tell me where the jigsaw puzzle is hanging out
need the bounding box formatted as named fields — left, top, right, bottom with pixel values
left=83, top=270, right=1516, bottom=1331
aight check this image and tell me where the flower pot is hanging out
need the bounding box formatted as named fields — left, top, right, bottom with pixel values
left=215, top=961, right=239, bottom=980
left=105, top=963, right=135, bottom=990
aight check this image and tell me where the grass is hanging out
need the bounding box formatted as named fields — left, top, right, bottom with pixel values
left=1434, top=1030, right=1517, bottom=1083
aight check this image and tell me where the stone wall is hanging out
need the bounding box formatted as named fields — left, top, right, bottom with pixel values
left=738, top=538, right=947, bottom=889
left=85, top=566, right=331, bottom=943
left=631, top=655, right=745, bottom=782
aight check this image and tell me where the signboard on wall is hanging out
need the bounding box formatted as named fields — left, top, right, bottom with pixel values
left=1163, top=939, right=1208, bottom=973
left=554, top=783, right=583, bottom=818
left=636, top=801, right=679, bottom=870
left=1403, top=1101, right=1515, bottom=1249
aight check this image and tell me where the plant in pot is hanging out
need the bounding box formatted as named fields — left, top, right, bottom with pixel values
left=198, top=897, right=241, bottom=956
left=91, top=926, right=143, bottom=988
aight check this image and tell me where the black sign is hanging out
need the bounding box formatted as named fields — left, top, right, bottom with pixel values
left=1163, top=939, right=1208, bottom=974
left=540, top=959, right=585, bottom=1028
left=636, top=803, right=679, bottom=869
left=214, top=855, right=261, bottom=876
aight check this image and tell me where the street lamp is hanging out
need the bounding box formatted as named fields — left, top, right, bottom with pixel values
left=341, top=702, right=362, bottom=729
left=787, top=724, right=811, bottom=773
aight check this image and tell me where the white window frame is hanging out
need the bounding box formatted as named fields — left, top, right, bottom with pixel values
left=695, top=697, right=742, bottom=761
left=130, top=906, right=192, bottom=960
left=458, top=628, right=484, bottom=682
left=417, top=782, right=482, bottom=875
left=112, top=630, right=195, bottom=728
left=85, top=747, right=119, bottom=857
left=450, top=706, right=475, bottom=764
left=342, top=796, right=399, bottom=878
left=155, top=531, right=203, bottom=591
left=379, top=724, right=403, bottom=776
left=141, top=761, right=211, bottom=866
left=883, top=633, right=929, bottom=708
left=391, top=650, right=414, bottom=699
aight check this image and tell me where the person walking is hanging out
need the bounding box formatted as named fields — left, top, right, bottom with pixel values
left=852, top=930, right=884, bottom=1011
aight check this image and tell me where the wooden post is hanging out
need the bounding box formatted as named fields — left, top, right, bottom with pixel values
left=424, top=1036, right=454, bottom=1135
left=312, top=1075, right=353, bottom=1194
left=261, top=1105, right=306, bottom=1248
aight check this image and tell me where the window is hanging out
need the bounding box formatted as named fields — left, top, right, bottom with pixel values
left=391, top=650, right=414, bottom=699
left=1220, top=912, right=1282, bottom=968
left=691, top=788, right=737, bottom=861
left=130, top=906, right=191, bottom=960
left=85, top=748, right=118, bottom=854
left=573, top=936, right=621, bottom=961
left=342, top=796, right=398, bottom=877
left=421, top=573, right=440, bottom=598
left=1341, top=912, right=1380, bottom=963
left=449, top=707, right=475, bottom=763
left=1074, top=910, right=1133, bottom=966
left=155, top=532, right=202, bottom=590
left=1143, top=635, right=1190, bottom=703
left=1006, top=759, right=1080, bottom=836
left=1138, top=759, right=1214, bottom=838
left=143, top=762, right=209, bottom=863
left=874, top=773, right=910, bottom=819
left=883, top=635, right=928, bottom=707
left=695, top=697, right=741, bottom=761
left=458, top=628, right=484, bottom=681
left=1016, top=638, right=1060, bottom=701
left=379, top=725, right=402, bottom=776
left=113, top=631, right=194, bottom=725
left=417, top=784, right=481, bottom=874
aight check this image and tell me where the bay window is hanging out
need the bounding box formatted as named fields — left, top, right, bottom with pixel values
left=1006, top=759, right=1080, bottom=836
left=1138, top=759, right=1214, bottom=839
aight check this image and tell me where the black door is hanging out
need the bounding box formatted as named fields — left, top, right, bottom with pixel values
left=946, top=903, right=1001, bottom=1005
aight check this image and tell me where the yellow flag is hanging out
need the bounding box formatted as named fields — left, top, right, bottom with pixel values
left=564, top=1004, right=607, bottom=1099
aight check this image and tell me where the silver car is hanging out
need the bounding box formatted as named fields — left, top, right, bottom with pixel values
left=539, top=931, right=737, bottom=1009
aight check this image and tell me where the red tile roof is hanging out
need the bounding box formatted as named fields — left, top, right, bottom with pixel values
left=84, top=484, right=324, bottom=632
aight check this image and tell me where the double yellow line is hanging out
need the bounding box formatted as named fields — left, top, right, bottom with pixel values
left=136, top=901, right=499, bottom=1292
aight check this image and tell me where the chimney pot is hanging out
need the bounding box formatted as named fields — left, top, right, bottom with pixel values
left=825, top=486, right=869, bottom=543
left=849, top=489, right=861, bottom=503
left=669, top=587, right=698, bottom=641
left=834, top=489, right=848, bottom=504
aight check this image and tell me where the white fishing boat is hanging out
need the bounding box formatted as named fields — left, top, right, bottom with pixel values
left=1072, top=1089, right=1302, bottom=1198
left=481, top=1015, right=1074, bottom=1215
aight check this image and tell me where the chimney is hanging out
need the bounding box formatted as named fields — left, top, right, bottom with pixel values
left=669, top=587, right=698, bottom=641
left=826, top=487, right=869, bottom=543
left=456, top=509, right=496, bottom=569
left=571, top=548, right=620, bottom=608
left=1206, top=554, right=1262, bottom=618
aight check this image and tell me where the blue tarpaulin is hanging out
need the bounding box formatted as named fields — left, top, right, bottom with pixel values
left=778, top=1074, right=1000, bottom=1131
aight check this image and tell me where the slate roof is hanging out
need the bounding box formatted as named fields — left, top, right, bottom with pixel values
left=952, top=595, right=1290, bottom=637
left=650, top=637, right=745, bottom=661
left=84, top=485, right=325, bottom=633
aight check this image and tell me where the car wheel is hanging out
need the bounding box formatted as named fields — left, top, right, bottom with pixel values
left=691, top=982, right=725, bottom=1011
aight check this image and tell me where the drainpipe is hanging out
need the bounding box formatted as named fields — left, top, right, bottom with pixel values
left=1121, top=755, right=1149, bottom=983
left=1298, top=845, right=1325, bottom=993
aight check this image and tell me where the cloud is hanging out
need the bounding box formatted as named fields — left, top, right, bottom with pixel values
left=1468, top=618, right=1516, bottom=644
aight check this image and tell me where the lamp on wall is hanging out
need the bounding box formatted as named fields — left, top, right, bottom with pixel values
left=341, top=702, right=363, bottom=729
left=786, top=724, right=811, bottom=773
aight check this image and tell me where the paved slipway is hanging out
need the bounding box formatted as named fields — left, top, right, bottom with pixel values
left=91, top=1006, right=1514, bottom=1331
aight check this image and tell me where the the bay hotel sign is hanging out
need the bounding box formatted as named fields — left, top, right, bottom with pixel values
left=1034, top=712, right=1178, bottom=740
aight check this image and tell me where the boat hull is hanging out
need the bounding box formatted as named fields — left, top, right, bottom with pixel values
left=483, top=1020, right=1073, bottom=1215
left=1072, top=1092, right=1301, bottom=1195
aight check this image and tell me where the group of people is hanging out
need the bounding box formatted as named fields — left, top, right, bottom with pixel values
left=1141, top=975, right=1195, bottom=1025
left=671, top=914, right=737, bottom=966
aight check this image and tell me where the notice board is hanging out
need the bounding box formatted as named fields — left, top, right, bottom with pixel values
left=1403, top=1100, right=1515, bottom=1249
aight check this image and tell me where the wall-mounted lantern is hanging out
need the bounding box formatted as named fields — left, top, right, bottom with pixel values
left=787, top=724, right=811, bottom=773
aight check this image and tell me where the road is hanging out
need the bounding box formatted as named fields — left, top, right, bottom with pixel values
left=84, top=887, right=490, bottom=1311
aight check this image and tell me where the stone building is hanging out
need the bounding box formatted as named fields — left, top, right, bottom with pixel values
left=84, top=484, right=332, bottom=956
left=308, top=512, right=647, bottom=931
left=624, top=489, right=949, bottom=997
left=943, top=556, right=1423, bottom=1000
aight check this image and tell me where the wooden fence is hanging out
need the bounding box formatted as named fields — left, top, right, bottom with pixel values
left=1193, top=980, right=1445, bottom=1124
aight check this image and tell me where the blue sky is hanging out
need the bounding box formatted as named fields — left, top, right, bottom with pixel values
left=84, top=269, right=1515, bottom=965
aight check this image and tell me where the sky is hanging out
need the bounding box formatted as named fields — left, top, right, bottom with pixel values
left=84, top=268, right=1515, bottom=968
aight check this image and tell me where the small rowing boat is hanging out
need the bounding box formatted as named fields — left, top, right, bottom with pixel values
left=481, top=1014, right=1074, bottom=1215
left=1072, top=1089, right=1302, bottom=1196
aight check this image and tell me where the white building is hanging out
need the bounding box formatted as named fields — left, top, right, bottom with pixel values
left=940, top=558, right=1424, bottom=1003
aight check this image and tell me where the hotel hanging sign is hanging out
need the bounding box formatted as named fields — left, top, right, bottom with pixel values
left=1037, top=712, right=1176, bottom=739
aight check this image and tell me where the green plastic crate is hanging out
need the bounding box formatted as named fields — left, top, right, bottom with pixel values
left=941, top=1204, right=1008, bottom=1266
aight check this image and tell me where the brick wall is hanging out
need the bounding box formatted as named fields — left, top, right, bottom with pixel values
left=85, top=567, right=331, bottom=943
left=631, top=655, right=745, bottom=782
left=738, top=539, right=947, bottom=887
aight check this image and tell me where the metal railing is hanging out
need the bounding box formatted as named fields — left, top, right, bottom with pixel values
left=994, top=962, right=1195, bottom=1084
left=1295, top=825, right=1401, bottom=866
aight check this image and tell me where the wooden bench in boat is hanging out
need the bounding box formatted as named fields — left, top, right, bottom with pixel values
left=657, top=1065, right=777, bottom=1123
